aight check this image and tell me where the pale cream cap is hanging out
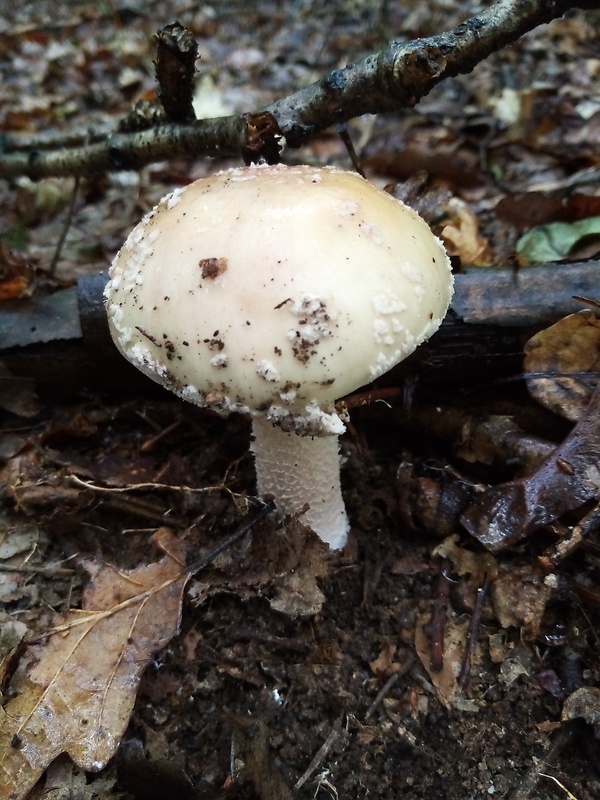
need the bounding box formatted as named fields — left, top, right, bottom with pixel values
left=106, top=164, right=453, bottom=435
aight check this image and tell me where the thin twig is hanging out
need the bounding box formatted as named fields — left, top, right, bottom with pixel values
left=458, top=579, right=490, bottom=688
left=69, top=473, right=238, bottom=497
left=365, top=654, right=416, bottom=718
left=48, top=174, right=80, bottom=275
left=183, top=499, right=274, bottom=577
left=428, top=559, right=452, bottom=673
left=539, top=501, right=600, bottom=569
left=295, top=717, right=343, bottom=790
left=0, top=563, right=75, bottom=577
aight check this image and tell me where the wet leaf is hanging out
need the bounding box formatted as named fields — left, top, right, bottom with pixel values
left=0, top=529, right=188, bottom=800
left=461, top=386, right=600, bottom=552
left=517, top=216, right=600, bottom=264
left=524, top=310, right=600, bottom=421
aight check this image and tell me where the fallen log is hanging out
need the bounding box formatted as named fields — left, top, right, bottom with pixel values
left=0, top=261, right=598, bottom=402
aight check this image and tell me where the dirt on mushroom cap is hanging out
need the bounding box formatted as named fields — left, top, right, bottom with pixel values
left=105, top=164, right=453, bottom=435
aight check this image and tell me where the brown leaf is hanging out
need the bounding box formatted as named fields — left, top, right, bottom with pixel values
left=433, top=535, right=497, bottom=585
left=0, top=529, right=188, bottom=800
left=268, top=522, right=329, bottom=617
left=496, top=192, right=566, bottom=229
left=490, top=565, right=551, bottom=639
left=524, top=310, right=600, bottom=421
left=441, top=198, right=491, bottom=265
left=414, top=610, right=479, bottom=711
left=0, top=241, right=34, bottom=301
left=461, top=385, right=600, bottom=552
left=386, top=172, right=452, bottom=225
left=369, top=643, right=402, bottom=677
left=191, top=517, right=331, bottom=618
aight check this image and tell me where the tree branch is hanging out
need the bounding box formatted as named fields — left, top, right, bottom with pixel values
left=0, top=0, right=597, bottom=178
left=269, top=0, right=600, bottom=145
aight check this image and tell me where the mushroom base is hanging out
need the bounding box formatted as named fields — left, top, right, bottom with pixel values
left=251, top=416, right=349, bottom=549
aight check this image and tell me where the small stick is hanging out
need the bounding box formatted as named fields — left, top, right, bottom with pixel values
left=427, top=559, right=452, bottom=672
left=48, top=174, right=80, bottom=275
left=365, top=654, right=416, bottom=718
left=336, top=123, right=365, bottom=178
left=0, top=563, right=74, bottom=577
left=458, top=579, right=490, bottom=688
left=539, top=501, right=600, bottom=569
left=184, top=499, right=274, bottom=577
left=295, top=718, right=343, bottom=790
left=227, top=627, right=308, bottom=654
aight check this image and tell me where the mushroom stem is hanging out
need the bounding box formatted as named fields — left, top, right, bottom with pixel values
left=251, top=416, right=349, bottom=549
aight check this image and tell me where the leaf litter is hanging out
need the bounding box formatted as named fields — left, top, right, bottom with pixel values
left=0, top=529, right=188, bottom=800
left=1, top=0, right=600, bottom=798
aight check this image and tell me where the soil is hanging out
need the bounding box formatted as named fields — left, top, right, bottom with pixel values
left=1, top=1, right=600, bottom=799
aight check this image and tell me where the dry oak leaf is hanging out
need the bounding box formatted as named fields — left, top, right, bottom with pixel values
left=0, top=528, right=188, bottom=800
left=524, top=310, right=600, bottom=421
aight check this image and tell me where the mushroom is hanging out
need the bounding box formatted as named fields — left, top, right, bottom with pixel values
left=105, top=164, right=453, bottom=549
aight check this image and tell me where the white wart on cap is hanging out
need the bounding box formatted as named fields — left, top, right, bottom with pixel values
left=105, top=164, right=453, bottom=548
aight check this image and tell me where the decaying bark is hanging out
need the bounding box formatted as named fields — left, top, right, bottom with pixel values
left=154, top=22, right=198, bottom=123
left=1, top=0, right=599, bottom=178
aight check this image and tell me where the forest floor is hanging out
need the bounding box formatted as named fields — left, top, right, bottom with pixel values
left=1, top=1, right=600, bottom=799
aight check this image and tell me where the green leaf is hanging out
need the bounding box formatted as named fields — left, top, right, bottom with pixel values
left=516, top=215, right=600, bottom=264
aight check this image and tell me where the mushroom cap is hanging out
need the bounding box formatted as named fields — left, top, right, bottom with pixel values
left=105, top=164, right=453, bottom=435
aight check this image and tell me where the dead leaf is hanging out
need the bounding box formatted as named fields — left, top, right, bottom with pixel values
left=414, top=610, right=479, bottom=711
left=0, top=529, right=188, bottom=800
left=433, top=535, right=497, bottom=585
left=441, top=197, right=491, bottom=265
left=390, top=548, right=429, bottom=576
left=369, top=643, right=402, bottom=677
left=490, top=565, right=551, bottom=639
left=190, top=517, right=331, bottom=618
left=34, top=754, right=117, bottom=800
left=496, top=192, right=565, bottom=229
left=561, top=686, right=600, bottom=738
left=387, top=173, right=452, bottom=225
left=0, top=241, right=34, bottom=301
left=268, top=523, right=329, bottom=617
left=524, top=310, right=600, bottom=421
left=0, top=615, right=28, bottom=691
left=461, top=385, right=600, bottom=552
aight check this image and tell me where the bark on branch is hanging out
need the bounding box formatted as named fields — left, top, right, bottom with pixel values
left=0, top=0, right=598, bottom=178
